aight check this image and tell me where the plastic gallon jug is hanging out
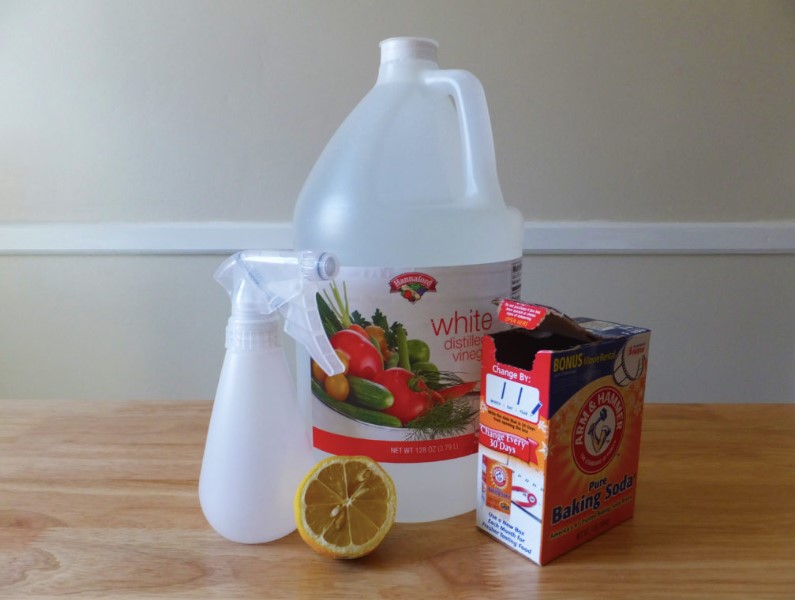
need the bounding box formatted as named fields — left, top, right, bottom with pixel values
left=293, top=37, right=523, bottom=522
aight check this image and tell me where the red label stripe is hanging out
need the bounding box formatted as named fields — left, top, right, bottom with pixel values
left=313, top=428, right=477, bottom=464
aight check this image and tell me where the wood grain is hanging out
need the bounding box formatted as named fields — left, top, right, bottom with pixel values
left=1, top=401, right=794, bottom=599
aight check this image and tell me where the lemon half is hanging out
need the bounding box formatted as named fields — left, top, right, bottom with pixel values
left=294, top=455, right=397, bottom=559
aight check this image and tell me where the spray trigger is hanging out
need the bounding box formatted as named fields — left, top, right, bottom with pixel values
left=215, top=250, right=344, bottom=377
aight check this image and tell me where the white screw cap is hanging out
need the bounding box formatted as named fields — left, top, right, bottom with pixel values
left=379, top=37, right=439, bottom=64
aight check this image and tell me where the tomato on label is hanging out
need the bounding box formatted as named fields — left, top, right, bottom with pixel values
left=312, top=350, right=350, bottom=382
left=311, top=360, right=327, bottom=384
left=374, top=368, right=433, bottom=426
left=330, top=329, right=383, bottom=380
left=348, top=324, right=369, bottom=338
left=335, top=349, right=350, bottom=375
left=324, top=374, right=350, bottom=402
left=365, top=325, right=391, bottom=360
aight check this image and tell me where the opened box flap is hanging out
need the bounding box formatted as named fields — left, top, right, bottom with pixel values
left=496, top=299, right=599, bottom=343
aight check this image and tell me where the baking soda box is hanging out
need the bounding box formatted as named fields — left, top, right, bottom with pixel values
left=477, top=299, right=650, bottom=565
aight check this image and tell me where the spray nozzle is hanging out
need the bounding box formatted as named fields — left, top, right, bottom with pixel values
left=214, top=250, right=345, bottom=377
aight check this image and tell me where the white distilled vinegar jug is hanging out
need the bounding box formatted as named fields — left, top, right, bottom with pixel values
left=293, top=37, right=523, bottom=522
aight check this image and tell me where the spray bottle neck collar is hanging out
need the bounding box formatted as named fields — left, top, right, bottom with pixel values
left=225, top=317, right=280, bottom=351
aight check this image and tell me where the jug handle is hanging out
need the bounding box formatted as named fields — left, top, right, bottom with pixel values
left=424, top=69, right=500, bottom=200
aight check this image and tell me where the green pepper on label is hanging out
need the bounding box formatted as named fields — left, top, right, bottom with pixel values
left=411, top=361, right=438, bottom=375
left=406, top=339, right=431, bottom=363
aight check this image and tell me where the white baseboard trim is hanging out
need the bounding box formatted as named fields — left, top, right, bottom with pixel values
left=525, top=221, right=795, bottom=254
left=0, top=221, right=792, bottom=255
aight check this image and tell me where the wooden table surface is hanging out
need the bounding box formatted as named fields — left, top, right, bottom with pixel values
left=1, top=401, right=794, bottom=599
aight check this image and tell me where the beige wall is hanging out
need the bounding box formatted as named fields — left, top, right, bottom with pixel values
left=1, top=1, right=793, bottom=402
left=2, top=0, right=793, bottom=222
left=1, top=254, right=793, bottom=403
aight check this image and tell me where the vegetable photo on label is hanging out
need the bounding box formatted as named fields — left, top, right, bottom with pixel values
left=312, top=281, right=480, bottom=436
left=330, top=329, right=383, bottom=380
left=348, top=376, right=394, bottom=410
left=373, top=368, right=434, bottom=426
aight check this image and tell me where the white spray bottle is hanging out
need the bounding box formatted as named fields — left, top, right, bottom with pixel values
left=199, top=250, right=344, bottom=544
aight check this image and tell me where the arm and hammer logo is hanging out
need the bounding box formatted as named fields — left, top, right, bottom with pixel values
left=388, top=272, right=438, bottom=304
left=572, top=387, right=625, bottom=474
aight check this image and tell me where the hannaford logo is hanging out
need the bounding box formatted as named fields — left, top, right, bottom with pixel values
left=388, top=272, right=438, bottom=304
left=572, top=386, right=625, bottom=474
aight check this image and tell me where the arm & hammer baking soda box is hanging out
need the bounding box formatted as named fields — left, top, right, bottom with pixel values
left=477, top=299, right=650, bottom=564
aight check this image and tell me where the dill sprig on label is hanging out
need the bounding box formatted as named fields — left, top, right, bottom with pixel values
left=404, top=398, right=479, bottom=441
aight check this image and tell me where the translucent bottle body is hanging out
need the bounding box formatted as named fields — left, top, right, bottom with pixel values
left=294, top=38, right=523, bottom=522
left=199, top=322, right=314, bottom=543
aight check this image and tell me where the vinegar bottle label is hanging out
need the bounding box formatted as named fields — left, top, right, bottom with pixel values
left=310, top=259, right=521, bottom=463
